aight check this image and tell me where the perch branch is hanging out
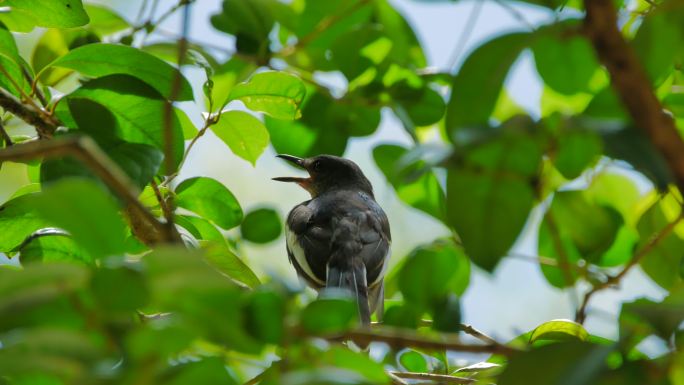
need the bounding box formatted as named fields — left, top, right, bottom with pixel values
left=321, top=326, right=520, bottom=356
left=389, top=371, right=474, bottom=384
left=0, top=136, right=180, bottom=245
left=583, top=0, right=684, bottom=193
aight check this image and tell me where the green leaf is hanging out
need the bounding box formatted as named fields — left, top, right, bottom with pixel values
left=19, top=232, right=93, bottom=266
left=321, top=347, right=388, bottom=383
left=240, top=207, right=282, bottom=244
left=0, top=0, right=89, bottom=32
left=398, top=239, right=469, bottom=308
left=544, top=191, right=623, bottom=263
left=373, top=144, right=446, bottom=221
left=632, top=8, right=683, bottom=85
left=212, top=110, right=269, bottom=166
left=399, top=350, right=429, bottom=373
left=300, top=297, right=357, bottom=334
left=32, top=178, right=127, bottom=259
left=91, top=266, right=148, bottom=314
left=0, top=24, right=31, bottom=98
left=175, top=177, right=243, bottom=230
left=446, top=32, right=531, bottom=134
left=447, top=131, right=541, bottom=271
left=32, top=28, right=100, bottom=86
left=529, top=319, right=589, bottom=343
left=372, top=0, right=426, bottom=67
left=432, top=293, right=462, bottom=333
left=499, top=341, right=613, bottom=385
left=228, top=71, right=306, bottom=119
left=553, top=129, right=602, bottom=180
left=210, top=0, right=274, bottom=57
left=203, top=239, right=261, bottom=289
left=164, top=357, right=237, bottom=385
left=47, top=43, right=193, bottom=101
left=0, top=263, right=88, bottom=317
left=532, top=25, right=599, bottom=95
left=637, top=198, right=684, bottom=290
left=383, top=304, right=421, bottom=329
left=0, top=194, right=53, bottom=253
left=60, top=75, right=184, bottom=173
left=209, top=57, right=257, bottom=111
left=244, top=290, right=285, bottom=344
left=621, top=289, right=684, bottom=341
left=83, top=4, right=130, bottom=36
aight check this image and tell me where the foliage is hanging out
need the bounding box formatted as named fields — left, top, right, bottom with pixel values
left=0, top=0, right=684, bottom=384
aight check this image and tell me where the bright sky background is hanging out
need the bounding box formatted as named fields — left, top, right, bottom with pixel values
left=0, top=0, right=666, bottom=351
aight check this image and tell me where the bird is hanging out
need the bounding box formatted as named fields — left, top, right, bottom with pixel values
left=273, top=154, right=391, bottom=326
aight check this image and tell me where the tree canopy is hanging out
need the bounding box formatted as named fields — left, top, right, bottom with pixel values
left=1, top=0, right=684, bottom=384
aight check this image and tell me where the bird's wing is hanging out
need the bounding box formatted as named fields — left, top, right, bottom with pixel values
left=285, top=202, right=330, bottom=288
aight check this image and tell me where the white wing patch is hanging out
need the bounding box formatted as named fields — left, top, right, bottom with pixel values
left=286, top=227, right=325, bottom=286
left=370, top=242, right=391, bottom=287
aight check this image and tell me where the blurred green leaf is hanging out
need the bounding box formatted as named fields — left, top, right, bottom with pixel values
left=163, top=357, right=237, bottom=385
left=175, top=177, right=243, bottom=230
left=58, top=75, right=184, bottom=173
left=499, top=341, right=613, bottom=385
left=431, top=293, right=461, bottom=333
left=383, top=304, right=421, bottom=329
left=373, top=144, right=446, bottom=221
left=48, top=43, right=193, bottom=101
left=632, top=8, right=683, bottom=85
left=529, top=319, right=589, bottom=343
left=532, top=24, right=599, bottom=95
left=0, top=194, right=53, bottom=253
left=637, top=198, right=684, bottom=290
left=446, top=32, right=530, bottom=134
left=32, top=28, right=99, bottom=86
left=19, top=232, right=92, bottom=266
left=447, top=131, right=541, bottom=271
left=322, top=347, right=388, bottom=383
left=300, top=297, right=357, bottom=334
left=33, top=178, right=127, bottom=259
left=553, top=129, right=602, bottom=180
left=211, top=0, right=274, bottom=57
left=0, top=0, right=89, bottom=32
left=203, top=241, right=261, bottom=289
left=91, top=266, right=148, bottom=314
left=0, top=263, right=88, bottom=317
left=244, top=290, right=285, bottom=344
left=399, top=350, right=429, bottom=373
left=212, top=110, right=269, bottom=166
left=229, top=71, right=306, bottom=119
left=240, top=207, right=282, bottom=244
left=398, top=239, right=469, bottom=308
left=83, top=4, right=130, bottom=36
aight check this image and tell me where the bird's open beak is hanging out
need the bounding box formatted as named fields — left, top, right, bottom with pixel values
left=272, top=155, right=312, bottom=190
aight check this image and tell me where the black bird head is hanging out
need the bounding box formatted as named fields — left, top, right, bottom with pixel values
left=273, top=154, right=374, bottom=198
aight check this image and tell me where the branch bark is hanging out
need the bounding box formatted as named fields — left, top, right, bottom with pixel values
left=0, top=88, right=56, bottom=139
left=322, top=326, right=520, bottom=356
left=0, top=136, right=180, bottom=245
left=583, top=0, right=684, bottom=192
left=389, top=371, right=474, bottom=384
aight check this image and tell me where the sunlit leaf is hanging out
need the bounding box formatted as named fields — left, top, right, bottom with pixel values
left=530, top=319, right=589, bottom=343
left=48, top=43, right=193, bottom=100
left=212, top=110, right=269, bottom=166
left=175, top=177, right=243, bottom=230
left=228, top=71, right=306, bottom=119
left=0, top=0, right=89, bottom=32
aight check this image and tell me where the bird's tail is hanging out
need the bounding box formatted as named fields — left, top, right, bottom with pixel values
left=327, top=258, right=371, bottom=325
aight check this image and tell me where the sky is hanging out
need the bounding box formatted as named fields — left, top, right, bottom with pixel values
left=0, top=0, right=666, bottom=351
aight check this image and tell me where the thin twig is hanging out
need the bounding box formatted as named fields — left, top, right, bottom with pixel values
left=151, top=179, right=174, bottom=225
left=575, top=212, right=684, bottom=323
left=0, top=136, right=180, bottom=245
left=0, top=120, right=12, bottom=146
left=320, top=326, right=520, bottom=356
left=387, top=371, right=410, bottom=385
left=389, top=371, right=474, bottom=384
left=459, top=324, right=498, bottom=346
left=493, top=0, right=536, bottom=30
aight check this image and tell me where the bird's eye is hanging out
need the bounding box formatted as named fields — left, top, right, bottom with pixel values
left=312, top=160, right=322, bottom=171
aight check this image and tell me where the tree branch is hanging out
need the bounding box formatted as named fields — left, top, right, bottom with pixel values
left=0, top=136, right=180, bottom=245
left=389, top=371, right=474, bottom=384
left=0, top=88, right=56, bottom=139
left=575, top=211, right=684, bottom=323
left=321, top=326, right=520, bottom=356
left=583, top=0, right=684, bottom=193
